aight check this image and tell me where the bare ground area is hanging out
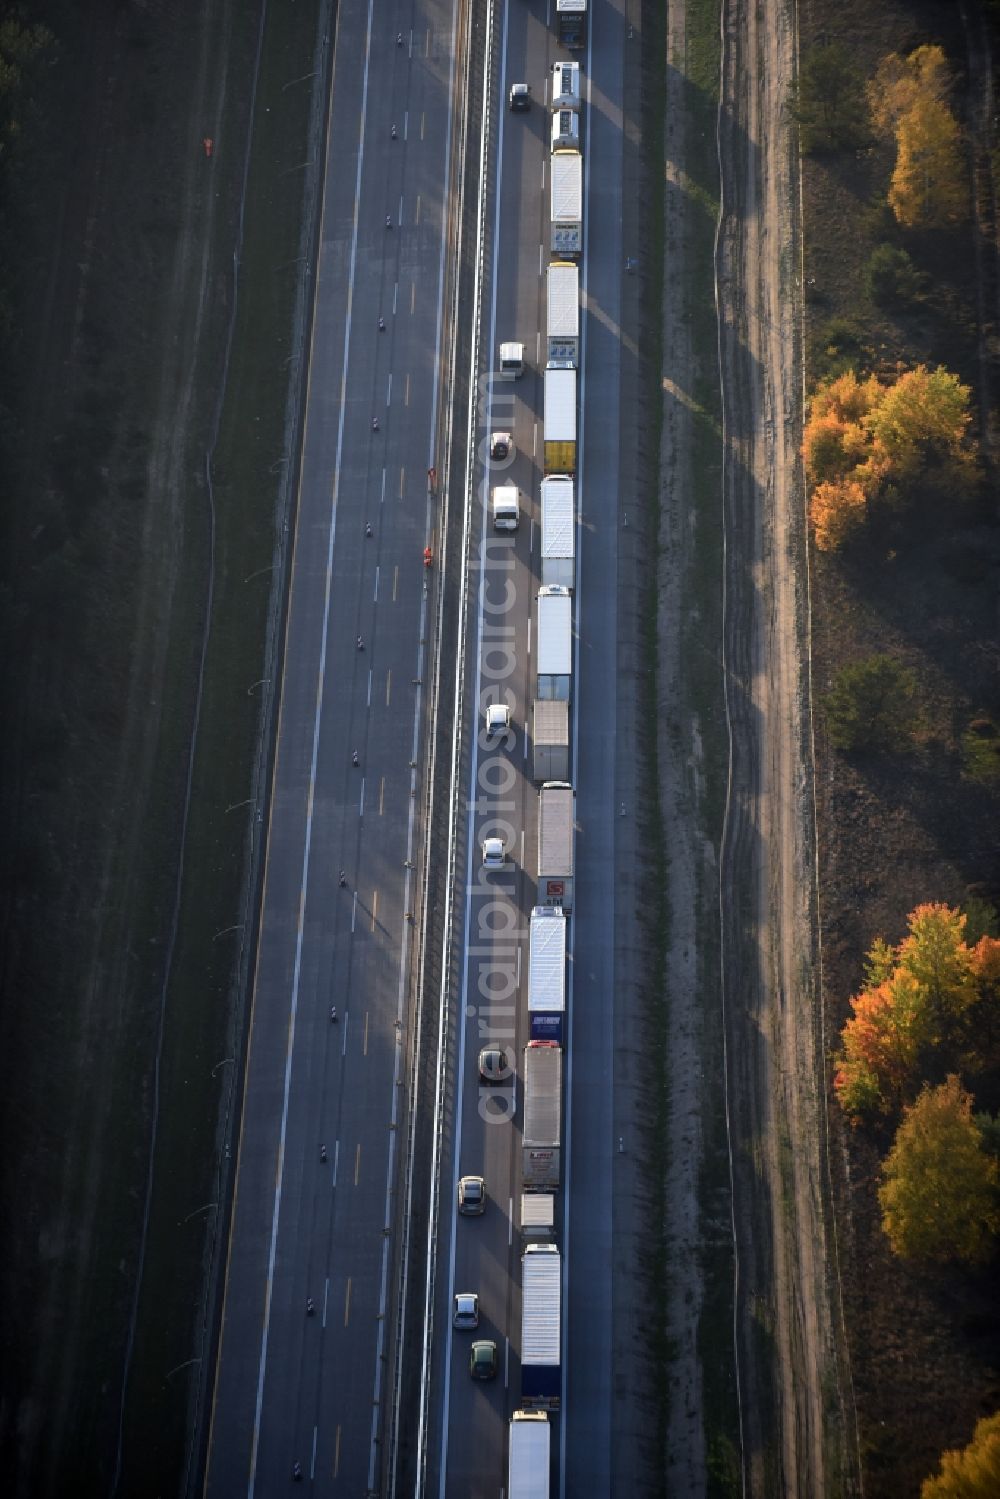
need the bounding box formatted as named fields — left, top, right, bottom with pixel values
left=714, top=0, right=861, bottom=1488
left=640, top=0, right=861, bottom=1490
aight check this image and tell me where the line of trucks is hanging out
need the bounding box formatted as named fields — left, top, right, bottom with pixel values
left=502, top=23, right=588, bottom=1499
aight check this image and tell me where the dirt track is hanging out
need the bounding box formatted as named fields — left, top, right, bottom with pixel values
left=713, top=0, right=860, bottom=1491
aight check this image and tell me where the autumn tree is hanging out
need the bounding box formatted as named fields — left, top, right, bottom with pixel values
left=868, top=46, right=968, bottom=229
left=824, top=653, right=918, bottom=752
left=889, top=98, right=968, bottom=228
left=921, top=1410, right=1000, bottom=1498
left=868, top=45, right=954, bottom=136
left=878, top=1076, right=1000, bottom=1262
left=835, top=905, right=1000, bottom=1121
left=792, top=42, right=869, bottom=152
left=866, top=365, right=975, bottom=485
left=804, top=364, right=976, bottom=549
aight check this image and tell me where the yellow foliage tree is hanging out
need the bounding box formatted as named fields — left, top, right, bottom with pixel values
left=896, top=903, right=979, bottom=1029
left=889, top=99, right=968, bottom=229
left=878, top=1076, right=999, bottom=1262
left=868, top=45, right=953, bottom=136
left=866, top=365, right=974, bottom=480
left=921, top=1410, right=1000, bottom=1498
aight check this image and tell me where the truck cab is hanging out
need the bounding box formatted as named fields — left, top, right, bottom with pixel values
left=551, top=108, right=580, bottom=151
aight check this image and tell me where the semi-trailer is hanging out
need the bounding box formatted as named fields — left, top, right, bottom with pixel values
left=535, top=586, right=572, bottom=702
left=555, top=0, right=587, bottom=50
left=522, top=1040, right=562, bottom=1190
left=528, top=906, right=566, bottom=1043
left=540, top=475, right=574, bottom=587
left=550, top=149, right=582, bottom=257
left=509, top=1410, right=551, bottom=1499
left=546, top=262, right=579, bottom=368
left=531, top=698, right=569, bottom=783
left=543, top=368, right=576, bottom=474
left=537, top=781, right=575, bottom=910
left=521, top=1243, right=562, bottom=1408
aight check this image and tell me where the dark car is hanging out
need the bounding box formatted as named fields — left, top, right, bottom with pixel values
left=478, top=1046, right=514, bottom=1084
left=469, top=1339, right=498, bottom=1380
left=509, top=83, right=530, bottom=112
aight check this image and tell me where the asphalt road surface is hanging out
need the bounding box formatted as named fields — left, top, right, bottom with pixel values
left=203, top=0, right=460, bottom=1492
left=427, top=2, right=622, bottom=1495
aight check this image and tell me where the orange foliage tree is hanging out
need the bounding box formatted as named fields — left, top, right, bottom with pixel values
left=804, top=366, right=975, bottom=551
left=868, top=45, right=968, bottom=230
left=835, top=904, right=999, bottom=1120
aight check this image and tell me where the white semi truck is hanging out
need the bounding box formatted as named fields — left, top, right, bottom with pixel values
left=542, top=368, right=576, bottom=474
left=537, top=781, right=574, bottom=910
left=540, top=475, right=574, bottom=587
left=535, top=586, right=572, bottom=702
left=509, top=1410, right=551, bottom=1499
left=522, top=1041, right=562, bottom=1190
left=550, top=148, right=582, bottom=257
left=546, top=261, right=579, bottom=369
left=528, top=906, right=566, bottom=1043
left=521, top=1243, right=562, bottom=1409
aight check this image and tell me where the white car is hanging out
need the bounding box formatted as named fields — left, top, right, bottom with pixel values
left=481, top=836, right=507, bottom=869
left=453, top=1292, right=480, bottom=1330
left=485, top=703, right=511, bottom=738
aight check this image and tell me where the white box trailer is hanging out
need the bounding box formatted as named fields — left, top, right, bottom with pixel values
left=550, top=149, right=582, bottom=257
left=546, top=262, right=579, bottom=368
left=491, top=484, right=520, bottom=531
left=540, top=475, right=574, bottom=587
left=535, top=586, right=572, bottom=701
left=538, top=781, right=574, bottom=910
left=521, top=1243, right=561, bottom=1408
left=532, top=699, right=569, bottom=783
left=542, top=368, right=576, bottom=474
left=509, top=1410, right=551, bottom=1499
left=529, top=906, right=566, bottom=1043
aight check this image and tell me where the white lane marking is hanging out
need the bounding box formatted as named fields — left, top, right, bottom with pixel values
left=393, top=281, right=398, bottom=314
left=517, top=947, right=521, bottom=986
left=351, top=892, right=357, bottom=933
left=504, top=1337, right=510, bottom=1390
left=381, top=466, right=386, bottom=504
left=367, top=669, right=373, bottom=706
left=539, top=242, right=543, bottom=276
left=341, top=1011, right=349, bottom=1057
left=527, top=616, right=532, bottom=658
left=398, top=192, right=404, bottom=223
left=508, top=1198, right=513, bottom=1247
left=332, top=1140, right=340, bottom=1187
left=533, top=420, right=537, bottom=458
left=322, top=1277, right=330, bottom=1328
left=359, top=777, right=365, bottom=817
left=245, top=0, right=377, bottom=1487
left=541, top=157, right=546, bottom=191
left=536, top=329, right=541, bottom=364
left=404, top=109, right=409, bottom=140
left=387, top=373, right=392, bottom=408
left=374, top=565, right=380, bottom=602
left=310, top=1427, right=317, bottom=1479
left=520, top=828, right=524, bottom=867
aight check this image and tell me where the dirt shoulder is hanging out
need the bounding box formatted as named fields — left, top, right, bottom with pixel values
left=713, top=0, right=859, bottom=1489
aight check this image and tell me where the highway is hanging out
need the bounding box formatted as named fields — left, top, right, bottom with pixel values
left=426, top=2, right=621, bottom=1495
left=203, top=0, right=461, bottom=1492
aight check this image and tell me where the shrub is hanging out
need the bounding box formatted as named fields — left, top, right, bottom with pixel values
left=824, top=654, right=919, bottom=752
left=864, top=243, right=924, bottom=308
